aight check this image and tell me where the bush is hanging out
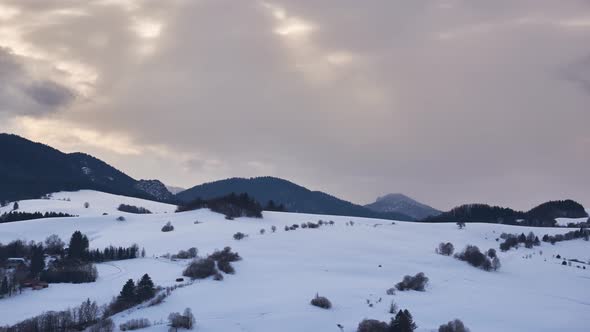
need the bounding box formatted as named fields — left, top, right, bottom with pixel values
left=183, top=258, right=217, bottom=279
left=173, top=247, right=198, bottom=259
left=437, top=242, right=454, bottom=256
left=439, top=319, right=470, bottom=332
left=356, top=309, right=416, bottom=332
left=118, top=204, right=152, bottom=214
left=455, top=245, right=496, bottom=271
left=168, top=308, right=195, bottom=330
left=217, top=260, right=235, bottom=274
left=209, top=247, right=241, bottom=263
left=389, top=301, right=398, bottom=314
left=386, top=287, right=396, bottom=295
left=149, top=293, right=167, bottom=306
left=357, top=319, right=390, bottom=332
left=233, top=232, right=247, bottom=240
left=310, top=294, right=332, bottom=309
left=486, top=248, right=497, bottom=258
left=395, top=272, right=428, bottom=291
left=116, top=216, right=126, bottom=222
left=89, top=318, right=115, bottom=332
left=120, top=318, right=151, bottom=331
left=161, top=222, right=174, bottom=232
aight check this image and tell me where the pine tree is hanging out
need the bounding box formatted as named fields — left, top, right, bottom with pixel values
left=30, top=244, right=45, bottom=277
left=119, top=279, right=136, bottom=303
left=136, top=274, right=155, bottom=301
left=390, top=309, right=417, bottom=332
left=68, top=231, right=89, bottom=260
left=0, top=276, right=9, bottom=297
left=12, top=201, right=19, bottom=210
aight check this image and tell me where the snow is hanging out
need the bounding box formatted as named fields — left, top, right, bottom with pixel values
left=0, top=190, right=176, bottom=217
left=555, top=217, right=588, bottom=227
left=0, top=190, right=588, bottom=332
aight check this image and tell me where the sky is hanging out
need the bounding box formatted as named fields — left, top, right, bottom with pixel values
left=0, top=0, right=589, bottom=211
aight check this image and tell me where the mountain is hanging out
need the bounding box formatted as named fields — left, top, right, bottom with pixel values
left=135, top=179, right=174, bottom=201
left=365, top=193, right=441, bottom=220
left=176, top=176, right=413, bottom=221
left=0, top=133, right=171, bottom=203
left=422, top=200, right=588, bottom=227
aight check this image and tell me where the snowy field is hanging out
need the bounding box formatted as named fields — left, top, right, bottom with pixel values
left=0, top=191, right=588, bottom=331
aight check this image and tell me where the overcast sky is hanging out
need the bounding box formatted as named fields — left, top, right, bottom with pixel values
left=0, top=0, right=589, bottom=210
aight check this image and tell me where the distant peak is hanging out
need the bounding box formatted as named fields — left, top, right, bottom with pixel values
left=377, top=193, right=412, bottom=202
left=366, top=193, right=441, bottom=220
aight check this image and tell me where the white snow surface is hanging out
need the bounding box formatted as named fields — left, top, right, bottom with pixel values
left=0, top=190, right=588, bottom=332
left=555, top=217, right=588, bottom=227
left=0, top=190, right=176, bottom=217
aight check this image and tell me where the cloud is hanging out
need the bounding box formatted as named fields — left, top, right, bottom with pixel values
left=1, top=0, right=589, bottom=209
left=0, top=48, right=75, bottom=115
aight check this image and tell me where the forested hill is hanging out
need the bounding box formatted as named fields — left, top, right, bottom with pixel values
left=422, top=200, right=588, bottom=226
left=0, top=134, right=173, bottom=203
left=177, top=176, right=413, bottom=221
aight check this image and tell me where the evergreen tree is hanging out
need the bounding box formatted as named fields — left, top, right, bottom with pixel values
left=30, top=244, right=45, bottom=277
left=0, top=276, right=8, bottom=297
left=12, top=201, right=19, bottom=210
left=68, top=231, right=89, bottom=259
left=118, top=279, right=136, bottom=303
left=390, top=309, right=417, bottom=332
left=136, top=274, right=155, bottom=301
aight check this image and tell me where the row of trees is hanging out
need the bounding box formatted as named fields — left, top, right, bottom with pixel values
left=1, top=274, right=159, bottom=332
left=0, top=211, right=75, bottom=224
left=500, top=232, right=540, bottom=251
left=87, top=245, right=141, bottom=263
left=542, top=228, right=589, bottom=244
left=176, top=193, right=263, bottom=219
left=423, top=200, right=588, bottom=227
left=117, top=204, right=152, bottom=214
left=0, top=298, right=103, bottom=332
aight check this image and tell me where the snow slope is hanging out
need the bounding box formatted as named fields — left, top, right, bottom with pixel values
left=0, top=191, right=588, bottom=332
left=0, top=190, right=176, bottom=217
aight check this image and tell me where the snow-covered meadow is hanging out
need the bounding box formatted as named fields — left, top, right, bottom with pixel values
left=0, top=191, right=588, bottom=331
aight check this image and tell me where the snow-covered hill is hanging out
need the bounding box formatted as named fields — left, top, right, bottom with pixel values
left=0, top=191, right=588, bottom=331
left=0, top=190, right=176, bottom=217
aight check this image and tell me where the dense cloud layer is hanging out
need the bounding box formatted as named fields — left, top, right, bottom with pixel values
left=0, top=0, right=589, bottom=210
left=0, top=48, right=74, bottom=115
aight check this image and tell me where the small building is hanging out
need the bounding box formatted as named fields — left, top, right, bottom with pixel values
left=6, top=258, right=26, bottom=269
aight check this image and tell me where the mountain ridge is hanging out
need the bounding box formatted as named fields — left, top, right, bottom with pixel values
left=177, top=176, right=414, bottom=221
left=0, top=133, right=173, bottom=203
